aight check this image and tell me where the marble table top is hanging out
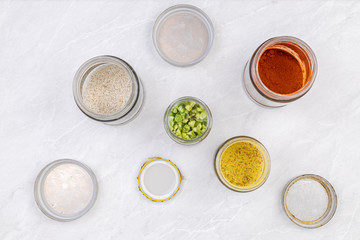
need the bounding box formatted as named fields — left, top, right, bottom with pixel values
left=1, top=1, right=359, bottom=239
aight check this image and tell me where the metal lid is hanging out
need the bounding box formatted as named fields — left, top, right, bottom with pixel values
left=138, top=157, right=181, bottom=202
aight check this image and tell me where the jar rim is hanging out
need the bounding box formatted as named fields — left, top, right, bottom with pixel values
left=73, top=55, right=140, bottom=122
left=164, top=96, right=212, bottom=145
left=249, top=36, right=318, bottom=103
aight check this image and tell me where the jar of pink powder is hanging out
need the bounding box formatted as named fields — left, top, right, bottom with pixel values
left=153, top=5, right=214, bottom=67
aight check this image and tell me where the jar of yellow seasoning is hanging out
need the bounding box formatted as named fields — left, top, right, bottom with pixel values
left=215, top=136, right=271, bottom=192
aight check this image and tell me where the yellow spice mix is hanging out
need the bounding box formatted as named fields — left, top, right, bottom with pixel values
left=220, top=141, right=264, bottom=187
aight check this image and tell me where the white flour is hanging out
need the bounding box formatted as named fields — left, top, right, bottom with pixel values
left=44, top=163, right=94, bottom=215
left=158, top=12, right=209, bottom=63
left=286, top=178, right=329, bottom=222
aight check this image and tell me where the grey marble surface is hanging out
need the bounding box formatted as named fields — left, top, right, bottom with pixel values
left=0, top=0, right=360, bottom=239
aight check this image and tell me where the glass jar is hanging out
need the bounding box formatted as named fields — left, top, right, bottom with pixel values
left=34, top=159, right=98, bottom=221
left=73, top=55, right=144, bottom=124
left=243, top=36, right=317, bottom=107
left=283, top=174, right=337, bottom=228
left=164, top=96, right=212, bottom=145
left=152, top=4, right=214, bottom=67
left=214, top=136, right=271, bottom=192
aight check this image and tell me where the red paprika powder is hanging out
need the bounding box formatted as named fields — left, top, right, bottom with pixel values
left=243, top=36, right=317, bottom=107
left=258, top=46, right=307, bottom=95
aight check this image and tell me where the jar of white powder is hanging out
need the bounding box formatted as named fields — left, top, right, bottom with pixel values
left=283, top=174, right=337, bottom=228
left=34, top=159, right=98, bottom=221
left=73, top=56, right=144, bottom=124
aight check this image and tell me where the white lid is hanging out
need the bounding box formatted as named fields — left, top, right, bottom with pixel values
left=138, top=158, right=181, bottom=201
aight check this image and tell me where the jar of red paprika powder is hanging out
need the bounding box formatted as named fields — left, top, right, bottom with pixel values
left=243, top=36, right=317, bottom=107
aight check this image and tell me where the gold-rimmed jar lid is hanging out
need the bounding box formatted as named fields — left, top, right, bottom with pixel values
left=138, top=157, right=181, bottom=202
left=283, top=174, right=337, bottom=228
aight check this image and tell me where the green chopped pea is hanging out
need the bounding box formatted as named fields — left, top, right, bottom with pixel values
left=168, top=100, right=208, bottom=140
left=178, top=105, right=185, bottom=113
left=175, top=114, right=182, bottom=123
left=188, top=120, right=195, bottom=128
left=185, top=105, right=192, bottom=111
left=183, top=124, right=190, bottom=132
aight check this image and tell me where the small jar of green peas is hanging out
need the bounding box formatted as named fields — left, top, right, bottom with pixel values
left=164, top=96, right=212, bottom=145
